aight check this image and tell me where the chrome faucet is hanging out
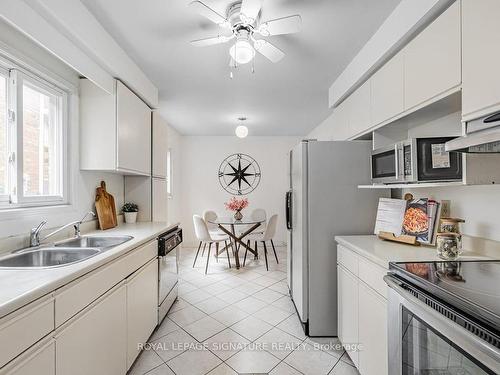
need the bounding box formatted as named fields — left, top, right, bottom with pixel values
left=29, top=211, right=96, bottom=247
left=30, top=221, right=47, bottom=247
left=74, top=211, right=96, bottom=237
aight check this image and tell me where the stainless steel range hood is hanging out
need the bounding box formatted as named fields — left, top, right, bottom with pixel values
left=445, top=111, right=500, bottom=153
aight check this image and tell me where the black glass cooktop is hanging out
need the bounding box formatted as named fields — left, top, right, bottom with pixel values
left=389, top=260, right=500, bottom=330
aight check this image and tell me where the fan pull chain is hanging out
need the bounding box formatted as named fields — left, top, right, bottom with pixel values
left=229, top=57, right=236, bottom=79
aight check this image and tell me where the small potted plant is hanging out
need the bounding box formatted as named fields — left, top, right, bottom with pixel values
left=224, top=197, right=249, bottom=220
left=122, top=202, right=139, bottom=224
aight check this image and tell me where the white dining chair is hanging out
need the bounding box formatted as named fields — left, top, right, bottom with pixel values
left=250, top=208, right=267, bottom=234
left=202, top=210, right=225, bottom=256
left=244, top=214, right=279, bottom=271
left=193, top=215, right=232, bottom=274
left=236, top=208, right=267, bottom=237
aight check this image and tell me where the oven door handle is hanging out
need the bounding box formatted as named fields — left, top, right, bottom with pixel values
left=385, top=275, right=500, bottom=373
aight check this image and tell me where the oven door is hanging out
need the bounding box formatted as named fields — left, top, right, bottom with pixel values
left=371, top=144, right=404, bottom=183
left=386, top=276, right=500, bottom=375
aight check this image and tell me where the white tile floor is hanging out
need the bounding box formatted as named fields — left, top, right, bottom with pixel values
left=128, top=245, right=359, bottom=375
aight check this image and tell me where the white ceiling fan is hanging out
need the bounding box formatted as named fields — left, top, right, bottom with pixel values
left=189, top=0, right=302, bottom=66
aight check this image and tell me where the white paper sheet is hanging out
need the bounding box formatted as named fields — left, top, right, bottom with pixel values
left=374, top=198, right=407, bottom=235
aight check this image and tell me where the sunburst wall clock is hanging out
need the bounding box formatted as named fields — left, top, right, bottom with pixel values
left=218, top=153, right=261, bottom=195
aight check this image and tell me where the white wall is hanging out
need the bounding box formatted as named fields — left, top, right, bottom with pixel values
left=167, top=125, right=183, bottom=224
left=0, top=19, right=124, bottom=239
left=180, top=136, right=299, bottom=246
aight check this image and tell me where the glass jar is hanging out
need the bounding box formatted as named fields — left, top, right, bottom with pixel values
left=439, top=218, right=464, bottom=234
left=436, top=233, right=462, bottom=260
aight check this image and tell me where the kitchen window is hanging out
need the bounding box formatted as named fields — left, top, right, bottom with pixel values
left=0, top=67, right=67, bottom=209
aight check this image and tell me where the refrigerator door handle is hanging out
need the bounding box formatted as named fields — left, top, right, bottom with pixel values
left=286, top=190, right=292, bottom=230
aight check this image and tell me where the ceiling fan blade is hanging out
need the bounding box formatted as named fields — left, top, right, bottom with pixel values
left=190, top=35, right=232, bottom=47
left=240, top=0, right=263, bottom=24
left=253, top=39, right=285, bottom=63
left=189, top=1, right=228, bottom=26
left=258, top=15, right=302, bottom=36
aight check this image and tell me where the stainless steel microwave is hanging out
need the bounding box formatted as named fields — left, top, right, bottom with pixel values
left=371, top=137, right=462, bottom=184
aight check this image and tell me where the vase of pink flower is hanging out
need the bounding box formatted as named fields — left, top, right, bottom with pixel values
left=225, top=197, right=249, bottom=221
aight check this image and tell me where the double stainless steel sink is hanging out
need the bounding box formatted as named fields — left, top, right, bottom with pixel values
left=55, top=236, right=133, bottom=249
left=0, top=235, right=133, bottom=269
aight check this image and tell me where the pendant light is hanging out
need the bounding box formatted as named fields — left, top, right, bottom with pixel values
left=235, top=117, right=249, bottom=138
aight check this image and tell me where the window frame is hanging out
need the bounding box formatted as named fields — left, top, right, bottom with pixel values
left=166, top=147, right=173, bottom=199
left=0, top=66, right=9, bottom=205
left=0, top=65, right=68, bottom=209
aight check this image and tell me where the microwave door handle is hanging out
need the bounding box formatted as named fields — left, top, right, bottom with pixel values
left=394, top=144, right=400, bottom=181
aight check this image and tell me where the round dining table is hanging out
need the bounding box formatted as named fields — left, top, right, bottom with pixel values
left=208, top=216, right=264, bottom=269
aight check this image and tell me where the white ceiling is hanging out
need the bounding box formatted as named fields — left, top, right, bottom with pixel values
left=81, top=0, right=401, bottom=136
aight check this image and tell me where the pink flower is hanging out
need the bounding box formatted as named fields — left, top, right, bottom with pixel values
left=224, top=197, right=249, bottom=212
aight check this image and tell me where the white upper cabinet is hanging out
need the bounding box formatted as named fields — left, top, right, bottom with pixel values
left=152, top=112, right=168, bottom=178
left=80, top=79, right=151, bottom=175
left=152, top=178, right=168, bottom=222
left=116, top=81, right=152, bottom=175
left=333, top=100, right=350, bottom=140
left=346, top=80, right=372, bottom=138
left=371, top=52, right=404, bottom=126
left=403, top=1, right=461, bottom=111
left=462, top=0, right=500, bottom=119
left=326, top=2, right=464, bottom=140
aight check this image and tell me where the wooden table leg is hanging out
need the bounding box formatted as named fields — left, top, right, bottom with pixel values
left=230, top=224, right=241, bottom=269
left=217, top=223, right=262, bottom=269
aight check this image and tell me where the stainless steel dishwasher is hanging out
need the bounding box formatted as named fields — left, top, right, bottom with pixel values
left=157, top=226, right=182, bottom=324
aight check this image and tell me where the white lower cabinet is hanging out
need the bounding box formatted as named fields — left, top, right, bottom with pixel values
left=1, top=239, right=161, bottom=375
left=337, top=245, right=388, bottom=375
left=126, top=259, right=159, bottom=369
left=358, top=281, right=388, bottom=375
left=0, top=339, right=55, bottom=375
left=0, top=296, right=54, bottom=368
left=55, top=284, right=127, bottom=375
left=338, top=265, right=359, bottom=367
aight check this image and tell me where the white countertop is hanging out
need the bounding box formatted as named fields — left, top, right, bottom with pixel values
left=0, top=222, right=179, bottom=318
left=335, top=235, right=493, bottom=269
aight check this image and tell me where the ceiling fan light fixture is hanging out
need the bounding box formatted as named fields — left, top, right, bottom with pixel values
left=258, top=23, right=270, bottom=36
left=235, top=125, right=249, bottom=138
left=229, top=39, right=255, bottom=65
left=219, top=20, right=232, bottom=29
left=239, top=13, right=254, bottom=26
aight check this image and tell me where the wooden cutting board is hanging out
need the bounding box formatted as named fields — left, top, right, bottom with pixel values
left=95, top=181, right=117, bottom=230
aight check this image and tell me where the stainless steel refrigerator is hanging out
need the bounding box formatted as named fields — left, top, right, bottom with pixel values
left=286, top=140, right=387, bottom=336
